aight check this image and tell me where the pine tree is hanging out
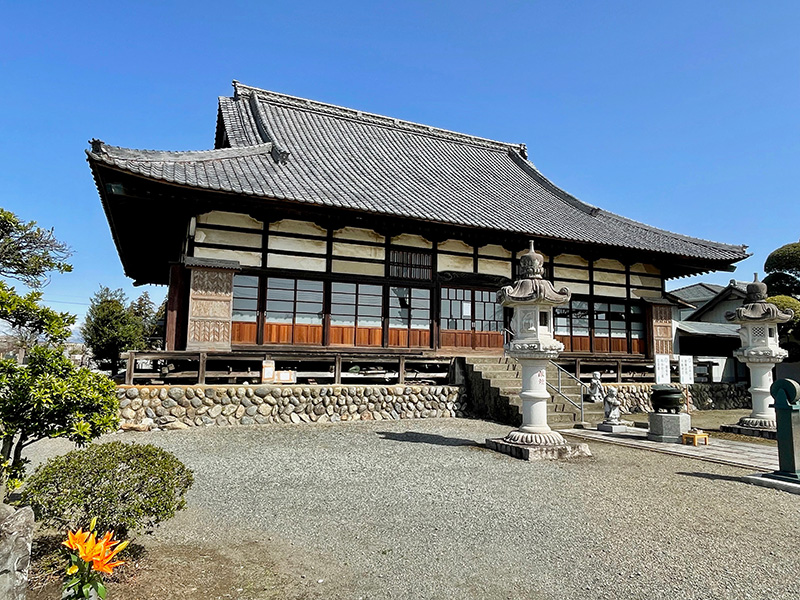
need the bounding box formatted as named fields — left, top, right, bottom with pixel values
left=81, top=287, right=142, bottom=375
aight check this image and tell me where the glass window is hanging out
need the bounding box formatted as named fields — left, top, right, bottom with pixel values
left=390, top=286, right=431, bottom=347
left=233, top=275, right=259, bottom=322
left=264, top=278, right=324, bottom=338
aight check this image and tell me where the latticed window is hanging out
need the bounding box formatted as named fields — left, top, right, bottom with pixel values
left=389, top=249, right=432, bottom=280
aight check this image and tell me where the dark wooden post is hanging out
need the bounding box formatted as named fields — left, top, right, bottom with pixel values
left=198, top=352, right=207, bottom=385
left=165, top=264, right=181, bottom=351
left=125, top=353, right=135, bottom=385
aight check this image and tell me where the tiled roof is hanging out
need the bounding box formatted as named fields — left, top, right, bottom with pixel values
left=675, top=322, right=741, bottom=338
left=669, top=282, right=726, bottom=303
left=87, top=82, right=749, bottom=263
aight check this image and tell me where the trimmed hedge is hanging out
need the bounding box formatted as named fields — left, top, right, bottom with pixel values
left=20, top=441, right=193, bottom=535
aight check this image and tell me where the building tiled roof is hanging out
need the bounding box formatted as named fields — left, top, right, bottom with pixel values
left=87, top=82, right=749, bottom=264
left=669, top=282, right=726, bottom=304
left=675, top=321, right=741, bottom=338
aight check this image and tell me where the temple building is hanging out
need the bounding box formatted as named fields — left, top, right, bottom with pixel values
left=87, top=82, right=748, bottom=380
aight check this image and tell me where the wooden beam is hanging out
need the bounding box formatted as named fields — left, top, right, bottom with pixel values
left=398, top=356, right=406, bottom=384
left=334, top=355, right=342, bottom=384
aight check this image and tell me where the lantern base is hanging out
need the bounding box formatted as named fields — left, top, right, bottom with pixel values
left=738, top=416, right=777, bottom=429
left=504, top=429, right=566, bottom=446
left=485, top=437, right=592, bottom=461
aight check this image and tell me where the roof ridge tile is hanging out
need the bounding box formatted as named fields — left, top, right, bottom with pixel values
left=86, top=141, right=274, bottom=162
left=233, top=81, right=524, bottom=154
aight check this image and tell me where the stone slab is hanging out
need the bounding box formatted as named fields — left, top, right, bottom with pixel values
left=485, top=438, right=592, bottom=461
left=742, top=473, right=800, bottom=495
left=562, top=428, right=778, bottom=472
left=647, top=412, right=690, bottom=443
left=720, top=424, right=778, bottom=440
left=597, top=423, right=627, bottom=433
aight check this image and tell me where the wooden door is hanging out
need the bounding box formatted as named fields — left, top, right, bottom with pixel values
left=650, top=304, right=673, bottom=356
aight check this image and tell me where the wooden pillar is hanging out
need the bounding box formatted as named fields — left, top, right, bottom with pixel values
left=165, top=264, right=183, bottom=351
left=334, top=355, right=342, bottom=384
left=198, top=352, right=207, bottom=385
left=125, top=353, right=135, bottom=385
left=399, top=356, right=406, bottom=384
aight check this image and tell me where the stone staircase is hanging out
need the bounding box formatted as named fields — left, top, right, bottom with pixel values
left=463, top=356, right=605, bottom=427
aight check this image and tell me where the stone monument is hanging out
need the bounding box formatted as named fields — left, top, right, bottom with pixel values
left=485, top=242, right=591, bottom=461
left=724, top=275, right=794, bottom=431
left=597, top=387, right=626, bottom=433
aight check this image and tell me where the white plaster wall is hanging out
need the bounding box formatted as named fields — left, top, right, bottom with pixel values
left=194, top=247, right=261, bottom=267
left=391, top=233, right=432, bottom=248
left=198, top=211, right=263, bottom=230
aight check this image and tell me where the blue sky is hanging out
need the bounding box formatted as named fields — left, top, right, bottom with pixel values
left=1, top=1, right=798, bottom=322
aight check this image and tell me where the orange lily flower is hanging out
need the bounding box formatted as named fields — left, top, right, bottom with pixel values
left=63, top=528, right=91, bottom=553
left=92, top=538, right=128, bottom=574
left=63, top=526, right=127, bottom=574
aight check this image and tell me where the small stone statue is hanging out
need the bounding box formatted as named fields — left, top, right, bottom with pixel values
left=603, top=387, right=621, bottom=424
left=588, top=372, right=604, bottom=403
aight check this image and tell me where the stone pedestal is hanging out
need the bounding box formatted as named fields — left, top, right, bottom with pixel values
left=738, top=359, right=778, bottom=429
left=485, top=353, right=592, bottom=460
left=486, top=437, right=592, bottom=461
left=647, top=412, right=691, bottom=443
left=597, top=422, right=627, bottom=433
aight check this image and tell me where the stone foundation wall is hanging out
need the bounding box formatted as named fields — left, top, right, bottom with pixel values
left=117, top=384, right=467, bottom=430
left=612, top=382, right=751, bottom=414
left=686, top=383, right=751, bottom=411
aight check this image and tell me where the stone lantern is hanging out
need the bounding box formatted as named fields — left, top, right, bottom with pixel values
left=485, top=242, right=591, bottom=460
left=725, top=274, right=794, bottom=430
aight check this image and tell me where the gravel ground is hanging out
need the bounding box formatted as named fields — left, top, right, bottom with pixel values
left=24, top=419, right=800, bottom=600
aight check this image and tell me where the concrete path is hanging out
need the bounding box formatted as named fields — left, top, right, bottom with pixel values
left=562, top=427, right=779, bottom=472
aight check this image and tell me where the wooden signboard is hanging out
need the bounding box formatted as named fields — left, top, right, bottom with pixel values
left=261, top=360, right=275, bottom=383
left=275, top=370, right=297, bottom=384
left=655, top=354, right=671, bottom=384
left=679, top=356, right=694, bottom=385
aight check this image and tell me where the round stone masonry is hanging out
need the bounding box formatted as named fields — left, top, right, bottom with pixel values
left=116, top=384, right=466, bottom=431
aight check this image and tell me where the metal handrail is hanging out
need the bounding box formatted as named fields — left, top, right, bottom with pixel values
left=547, top=361, right=587, bottom=423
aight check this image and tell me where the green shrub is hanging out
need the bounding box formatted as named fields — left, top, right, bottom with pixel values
left=20, top=441, right=193, bottom=535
